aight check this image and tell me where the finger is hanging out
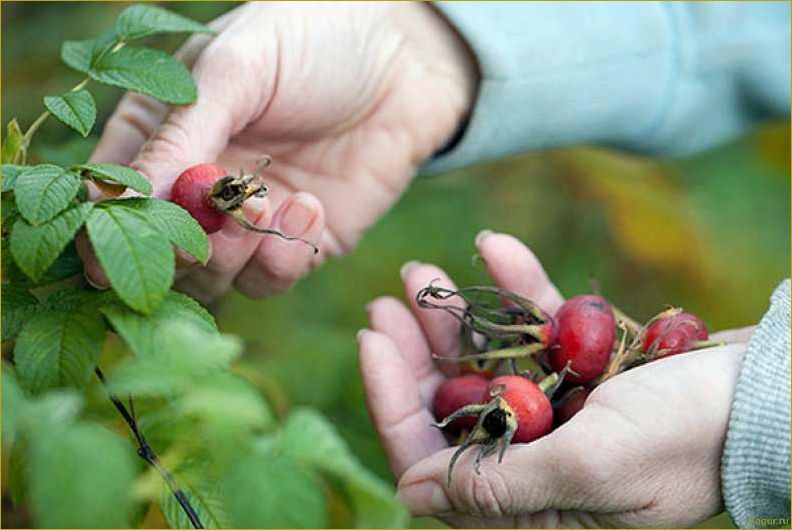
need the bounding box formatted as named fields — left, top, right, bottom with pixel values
left=402, top=262, right=462, bottom=360
left=89, top=7, right=240, bottom=168
left=358, top=330, right=447, bottom=479
left=174, top=197, right=271, bottom=305
left=127, top=18, right=277, bottom=198
left=75, top=230, right=109, bottom=288
left=475, top=230, right=564, bottom=314
left=367, top=296, right=443, bottom=404
left=710, top=326, right=757, bottom=344
left=397, top=434, right=562, bottom=518
left=233, top=192, right=325, bottom=298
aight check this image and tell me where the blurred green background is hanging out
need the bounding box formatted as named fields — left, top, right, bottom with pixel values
left=3, top=3, right=789, bottom=529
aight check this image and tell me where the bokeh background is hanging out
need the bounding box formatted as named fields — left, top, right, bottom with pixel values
left=3, top=3, right=789, bottom=528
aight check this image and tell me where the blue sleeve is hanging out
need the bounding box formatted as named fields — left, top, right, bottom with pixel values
left=423, top=1, right=790, bottom=175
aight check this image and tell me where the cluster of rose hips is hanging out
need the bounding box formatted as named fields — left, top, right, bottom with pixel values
left=417, top=283, right=714, bottom=483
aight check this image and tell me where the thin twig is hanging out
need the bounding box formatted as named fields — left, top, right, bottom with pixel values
left=94, top=368, right=204, bottom=529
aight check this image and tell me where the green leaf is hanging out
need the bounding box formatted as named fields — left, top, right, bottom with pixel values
left=33, top=241, right=84, bottom=285
left=159, top=464, right=232, bottom=528
left=101, top=290, right=217, bottom=357
left=43, top=90, right=96, bottom=137
left=86, top=204, right=174, bottom=314
left=280, top=409, right=409, bottom=528
left=115, top=4, right=212, bottom=40
left=2, top=163, right=25, bottom=192
left=1, top=119, right=24, bottom=164
left=176, top=374, right=271, bottom=431
left=223, top=446, right=327, bottom=528
left=13, top=308, right=106, bottom=394
left=28, top=422, right=135, bottom=528
left=2, top=367, right=28, bottom=443
left=74, top=162, right=152, bottom=195
left=1, top=282, right=39, bottom=342
left=121, top=198, right=209, bottom=262
left=61, top=39, right=93, bottom=72
left=106, top=320, right=241, bottom=397
left=70, top=43, right=197, bottom=105
left=10, top=203, right=93, bottom=282
left=14, top=164, right=81, bottom=225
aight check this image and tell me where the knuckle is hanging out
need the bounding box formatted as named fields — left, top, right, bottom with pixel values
left=457, top=466, right=512, bottom=517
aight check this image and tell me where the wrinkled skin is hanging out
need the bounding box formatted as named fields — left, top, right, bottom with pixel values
left=359, top=231, right=753, bottom=528
left=78, top=2, right=478, bottom=303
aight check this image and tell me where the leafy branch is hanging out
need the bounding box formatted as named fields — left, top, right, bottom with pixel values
left=94, top=367, right=204, bottom=529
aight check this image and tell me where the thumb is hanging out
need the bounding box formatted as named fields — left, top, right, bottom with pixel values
left=396, top=435, right=565, bottom=518
left=131, top=29, right=276, bottom=198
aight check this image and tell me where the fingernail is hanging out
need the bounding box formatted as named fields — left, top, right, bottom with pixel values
left=400, top=260, right=421, bottom=281
left=84, top=271, right=108, bottom=290
left=281, top=194, right=316, bottom=236
left=475, top=229, right=494, bottom=247
left=222, top=214, right=250, bottom=239
left=245, top=196, right=268, bottom=224
left=175, top=247, right=201, bottom=269
left=356, top=328, right=370, bottom=342
left=397, top=482, right=451, bottom=515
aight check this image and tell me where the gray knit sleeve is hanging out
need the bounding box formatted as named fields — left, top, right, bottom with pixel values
left=722, top=279, right=791, bottom=528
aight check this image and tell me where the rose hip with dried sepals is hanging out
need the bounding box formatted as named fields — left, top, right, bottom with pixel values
left=435, top=372, right=562, bottom=483
left=432, top=374, right=491, bottom=433
left=643, top=311, right=708, bottom=358
left=169, top=160, right=318, bottom=253
left=554, top=385, right=591, bottom=426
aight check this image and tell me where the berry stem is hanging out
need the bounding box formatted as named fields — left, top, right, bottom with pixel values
left=434, top=342, right=545, bottom=363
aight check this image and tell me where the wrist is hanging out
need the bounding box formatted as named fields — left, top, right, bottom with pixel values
left=392, top=2, right=480, bottom=159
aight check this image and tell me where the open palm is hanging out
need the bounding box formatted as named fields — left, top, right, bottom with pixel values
left=359, top=231, right=749, bottom=527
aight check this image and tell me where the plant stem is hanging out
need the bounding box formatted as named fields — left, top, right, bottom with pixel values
left=94, top=367, right=204, bottom=529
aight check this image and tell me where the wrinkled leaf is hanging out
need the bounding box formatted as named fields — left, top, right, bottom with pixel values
left=64, top=41, right=197, bottom=105
left=43, top=90, right=96, bottom=137
left=13, top=308, right=106, bottom=394
left=1, top=282, right=39, bottom=342
left=75, top=163, right=152, bottom=195
left=14, top=165, right=81, bottom=225
left=2, top=163, right=25, bottom=192
left=10, top=203, right=93, bottom=282
left=101, top=290, right=217, bottom=357
left=115, top=4, right=212, bottom=40
left=86, top=203, right=174, bottom=314
left=120, top=198, right=208, bottom=262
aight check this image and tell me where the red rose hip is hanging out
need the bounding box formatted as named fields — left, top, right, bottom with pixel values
left=432, top=374, right=490, bottom=432
left=643, top=312, right=708, bottom=358
left=169, top=163, right=229, bottom=234
left=549, top=295, right=616, bottom=384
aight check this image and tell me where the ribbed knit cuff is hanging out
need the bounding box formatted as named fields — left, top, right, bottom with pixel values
left=722, top=279, right=791, bottom=528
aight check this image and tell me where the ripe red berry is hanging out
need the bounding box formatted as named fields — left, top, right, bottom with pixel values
left=487, top=375, right=553, bottom=443
left=432, top=374, right=490, bottom=432
left=169, top=163, right=229, bottom=234
left=555, top=385, right=591, bottom=426
left=548, top=295, right=616, bottom=385
left=643, top=312, right=708, bottom=358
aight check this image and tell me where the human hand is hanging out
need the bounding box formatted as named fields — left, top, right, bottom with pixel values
left=79, top=2, right=478, bottom=304
left=358, top=231, right=749, bottom=527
